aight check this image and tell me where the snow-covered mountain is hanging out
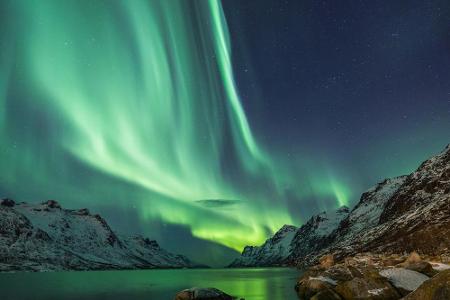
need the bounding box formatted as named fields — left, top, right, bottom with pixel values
left=287, top=206, right=349, bottom=263
left=228, top=225, right=298, bottom=267
left=229, top=207, right=349, bottom=267
left=0, top=199, right=196, bottom=271
left=365, top=144, right=450, bottom=254
left=322, top=176, right=408, bottom=254
left=231, top=144, right=450, bottom=268
left=297, top=144, right=450, bottom=266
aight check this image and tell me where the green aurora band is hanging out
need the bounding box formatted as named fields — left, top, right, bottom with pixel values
left=0, top=0, right=351, bottom=251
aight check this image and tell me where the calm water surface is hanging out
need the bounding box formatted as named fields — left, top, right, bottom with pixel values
left=0, top=268, right=303, bottom=300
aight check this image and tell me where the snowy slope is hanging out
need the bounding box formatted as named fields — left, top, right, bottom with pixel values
left=228, top=225, right=298, bottom=267
left=324, top=176, right=408, bottom=253
left=229, top=207, right=349, bottom=267
left=287, top=206, right=349, bottom=263
left=0, top=199, right=196, bottom=271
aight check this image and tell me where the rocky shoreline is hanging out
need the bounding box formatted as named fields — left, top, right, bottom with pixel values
left=296, top=251, right=450, bottom=300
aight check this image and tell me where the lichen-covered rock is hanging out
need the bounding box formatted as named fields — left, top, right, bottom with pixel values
left=379, top=268, right=429, bottom=296
left=335, top=277, right=399, bottom=300
left=334, top=268, right=400, bottom=300
left=403, top=269, right=450, bottom=300
left=296, top=262, right=403, bottom=300
left=174, top=288, right=234, bottom=300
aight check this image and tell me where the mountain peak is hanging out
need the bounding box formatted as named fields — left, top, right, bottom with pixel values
left=336, top=206, right=349, bottom=214
left=278, top=224, right=297, bottom=232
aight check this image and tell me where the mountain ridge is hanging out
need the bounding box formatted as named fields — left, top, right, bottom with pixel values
left=0, top=199, right=199, bottom=271
left=230, top=144, right=450, bottom=268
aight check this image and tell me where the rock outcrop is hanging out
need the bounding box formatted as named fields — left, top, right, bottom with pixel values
left=404, top=269, right=450, bottom=300
left=295, top=252, right=450, bottom=300
left=0, top=199, right=196, bottom=271
left=174, top=288, right=235, bottom=300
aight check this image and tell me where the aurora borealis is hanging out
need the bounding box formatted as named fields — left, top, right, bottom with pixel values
left=1, top=0, right=449, bottom=265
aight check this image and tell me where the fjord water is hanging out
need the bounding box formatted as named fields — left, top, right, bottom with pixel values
left=0, top=268, right=302, bottom=300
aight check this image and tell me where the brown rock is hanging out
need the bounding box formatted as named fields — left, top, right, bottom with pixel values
left=310, top=288, right=342, bottom=300
left=381, top=258, right=405, bottom=267
left=325, top=265, right=354, bottom=282
left=296, top=278, right=334, bottom=300
left=403, top=269, right=450, bottom=300
left=320, top=254, right=335, bottom=269
left=335, top=272, right=401, bottom=300
left=174, top=288, right=234, bottom=300
left=404, top=261, right=437, bottom=277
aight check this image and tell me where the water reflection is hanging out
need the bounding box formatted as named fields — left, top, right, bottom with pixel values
left=0, top=268, right=302, bottom=300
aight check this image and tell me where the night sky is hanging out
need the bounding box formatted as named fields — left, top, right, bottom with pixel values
left=1, top=0, right=449, bottom=266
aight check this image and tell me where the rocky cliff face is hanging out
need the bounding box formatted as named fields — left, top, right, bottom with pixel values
left=0, top=200, right=196, bottom=271
left=363, top=144, right=450, bottom=255
left=318, top=176, right=408, bottom=259
left=231, top=144, right=450, bottom=268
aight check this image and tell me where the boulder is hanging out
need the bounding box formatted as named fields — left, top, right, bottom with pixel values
left=325, top=265, right=354, bottom=282
left=379, top=268, right=429, bottom=296
left=296, top=277, right=335, bottom=300
left=296, top=264, right=402, bottom=300
left=335, top=268, right=401, bottom=300
left=174, top=288, right=234, bottom=300
left=403, top=261, right=437, bottom=277
left=403, top=269, right=450, bottom=300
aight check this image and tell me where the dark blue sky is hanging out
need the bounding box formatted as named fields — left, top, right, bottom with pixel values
left=223, top=0, right=450, bottom=193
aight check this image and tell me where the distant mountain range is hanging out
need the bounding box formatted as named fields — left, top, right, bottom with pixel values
left=0, top=199, right=198, bottom=271
left=229, top=144, right=450, bottom=267
left=2, top=144, right=448, bottom=272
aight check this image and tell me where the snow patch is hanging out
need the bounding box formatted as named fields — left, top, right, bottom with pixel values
left=368, top=287, right=387, bottom=295
left=431, top=263, right=450, bottom=271
left=309, top=276, right=337, bottom=285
